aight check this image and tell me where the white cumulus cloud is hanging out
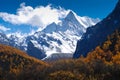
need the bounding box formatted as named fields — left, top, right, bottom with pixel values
left=0, top=25, right=11, bottom=31
left=0, top=3, right=69, bottom=28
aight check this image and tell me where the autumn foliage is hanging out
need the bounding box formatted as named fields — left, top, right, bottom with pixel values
left=46, top=29, right=120, bottom=80
left=0, top=44, right=48, bottom=80
left=0, top=29, right=120, bottom=80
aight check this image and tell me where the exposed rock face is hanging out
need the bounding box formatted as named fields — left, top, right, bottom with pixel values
left=73, top=1, right=120, bottom=58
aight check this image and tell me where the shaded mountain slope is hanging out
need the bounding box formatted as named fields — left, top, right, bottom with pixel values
left=45, top=28, right=120, bottom=80
left=2, top=11, right=99, bottom=60
left=74, top=0, right=120, bottom=58
left=0, top=28, right=120, bottom=80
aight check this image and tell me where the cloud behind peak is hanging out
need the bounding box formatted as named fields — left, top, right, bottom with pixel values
left=0, top=3, right=69, bottom=29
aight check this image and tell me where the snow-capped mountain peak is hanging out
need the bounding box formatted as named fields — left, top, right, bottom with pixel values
left=0, top=11, right=100, bottom=60
left=65, top=11, right=77, bottom=21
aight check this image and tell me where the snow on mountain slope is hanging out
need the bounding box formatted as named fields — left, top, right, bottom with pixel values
left=0, top=32, right=9, bottom=45
left=2, top=11, right=100, bottom=60
left=8, top=33, right=27, bottom=51
left=26, top=11, right=100, bottom=60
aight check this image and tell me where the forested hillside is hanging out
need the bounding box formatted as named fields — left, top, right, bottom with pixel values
left=0, top=44, right=48, bottom=80
left=44, top=29, right=120, bottom=80
left=1, top=28, right=120, bottom=80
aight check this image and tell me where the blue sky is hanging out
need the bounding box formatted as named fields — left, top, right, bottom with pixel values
left=0, top=0, right=118, bottom=18
left=0, top=0, right=118, bottom=34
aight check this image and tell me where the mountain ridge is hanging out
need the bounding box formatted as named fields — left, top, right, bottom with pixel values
left=73, top=0, right=120, bottom=58
left=0, top=11, right=100, bottom=59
